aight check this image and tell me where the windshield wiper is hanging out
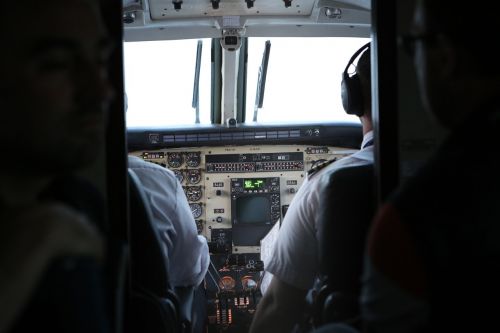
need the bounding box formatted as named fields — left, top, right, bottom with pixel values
left=192, top=40, right=203, bottom=124
left=253, top=40, right=271, bottom=122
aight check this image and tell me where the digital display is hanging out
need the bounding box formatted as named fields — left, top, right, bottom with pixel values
left=235, top=196, right=271, bottom=224
left=244, top=179, right=265, bottom=189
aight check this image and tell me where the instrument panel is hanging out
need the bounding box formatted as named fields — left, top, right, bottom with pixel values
left=129, top=144, right=356, bottom=253
left=129, top=144, right=357, bottom=332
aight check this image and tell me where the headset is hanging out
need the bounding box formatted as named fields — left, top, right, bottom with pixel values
left=341, top=42, right=371, bottom=117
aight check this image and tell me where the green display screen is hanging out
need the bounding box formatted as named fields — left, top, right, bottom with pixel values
left=244, top=179, right=265, bottom=189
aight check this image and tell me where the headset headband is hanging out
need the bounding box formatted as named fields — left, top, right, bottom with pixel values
left=343, top=42, right=371, bottom=75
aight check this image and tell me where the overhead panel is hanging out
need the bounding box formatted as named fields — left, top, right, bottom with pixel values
left=149, top=0, right=315, bottom=20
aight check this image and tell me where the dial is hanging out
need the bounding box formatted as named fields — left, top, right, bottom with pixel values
left=173, top=170, right=184, bottom=183
left=241, top=276, right=257, bottom=291
left=189, top=203, right=203, bottom=219
left=167, top=152, right=183, bottom=168
left=185, top=152, right=201, bottom=167
left=187, top=169, right=201, bottom=184
left=218, top=276, right=236, bottom=291
left=186, top=186, right=202, bottom=201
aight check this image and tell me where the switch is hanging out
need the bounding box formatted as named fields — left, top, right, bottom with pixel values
left=216, top=189, right=222, bottom=196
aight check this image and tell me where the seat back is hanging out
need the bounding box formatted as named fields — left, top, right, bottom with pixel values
left=314, top=163, right=375, bottom=328
left=126, top=168, right=180, bottom=333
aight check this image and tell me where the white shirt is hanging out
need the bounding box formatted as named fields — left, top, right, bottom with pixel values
left=128, top=155, right=209, bottom=287
left=265, top=131, right=374, bottom=290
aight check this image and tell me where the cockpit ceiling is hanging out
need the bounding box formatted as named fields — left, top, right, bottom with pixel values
left=149, top=0, right=316, bottom=20
left=127, top=0, right=371, bottom=20
left=123, top=0, right=371, bottom=40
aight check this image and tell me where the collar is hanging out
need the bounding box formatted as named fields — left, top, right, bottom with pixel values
left=361, top=130, right=374, bottom=149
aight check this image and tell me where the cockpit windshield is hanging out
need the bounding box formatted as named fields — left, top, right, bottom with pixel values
left=124, top=36, right=370, bottom=128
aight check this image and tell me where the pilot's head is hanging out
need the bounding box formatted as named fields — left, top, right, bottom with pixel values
left=341, top=43, right=372, bottom=119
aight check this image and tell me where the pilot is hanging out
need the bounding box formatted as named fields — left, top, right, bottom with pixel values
left=127, top=87, right=209, bottom=331
left=249, top=42, right=374, bottom=333
left=126, top=92, right=209, bottom=290
left=127, top=155, right=210, bottom=288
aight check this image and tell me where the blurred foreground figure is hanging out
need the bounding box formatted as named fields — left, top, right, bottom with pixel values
left=0, top=1, right=115, bottom=332
left=362, top=1, right=500, bottom=332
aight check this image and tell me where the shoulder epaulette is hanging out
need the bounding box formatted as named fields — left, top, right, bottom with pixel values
left=307, top=158, right=337, bottom=178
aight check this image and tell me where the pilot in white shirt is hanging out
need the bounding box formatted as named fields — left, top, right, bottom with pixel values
left=128, top=155, right=209, bottom=287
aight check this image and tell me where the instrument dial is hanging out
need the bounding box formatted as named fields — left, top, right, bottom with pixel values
left=186, top=152, right=201, bottom=167
left=187, top=169, right=201, bottom=184
left=186, top=186, right=202, bottom=201
left=173, top=170, right=184, bottom=183
left=218, top=276, right=236, bottom=291
left=241, top=276, right=257, bottom=291
left=189, top=202, right=203, bottom=219
left=167, top=152, right=183, bottom=168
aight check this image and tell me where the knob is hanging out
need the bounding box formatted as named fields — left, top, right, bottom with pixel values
left=219, top=276, right=236, bottom=290
left=216, top=216, right=223, bottom=223
left=216, top=189, right=222, bottom=196
left=288, top=188, right=296, bottom=194
left=241, top=276, right=257, bottom=290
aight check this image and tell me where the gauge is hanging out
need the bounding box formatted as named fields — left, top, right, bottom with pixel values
left=167, top=152, right=183, bottom=168
left=186, top=186, right=202, bottom=201
left=187, top=169, right=201, bottom=184
left=185, top=152, right=201, bottom=167
left=173, top=170, right=184, bottom=183
left=195, top=219, right=204, bottom=234
left=189, top=203, right=203, bottom=219
left=218, top=276, right=236, bottom=291
left=241, top=276, right=257, bottom=291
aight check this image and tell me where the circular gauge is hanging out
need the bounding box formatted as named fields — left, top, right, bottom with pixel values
left=218, top=276, right=236, bottom=291
left=187, top=169, right=201, bottom=184
left=186, top=186, right=202, bottom=201
left=241, top=276, right=257, bottom=291
left=189, top=203, right=203, bottom=219
left=167, top=152, right=183, bottom=168
left=185, top=152, right=201, bottom=167
left=173, top=170, right=184, bottom=183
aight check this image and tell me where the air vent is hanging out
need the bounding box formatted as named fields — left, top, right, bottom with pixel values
left=128, top=123, right=363, bottom=150
left=156, top=129, right=305, bottom=144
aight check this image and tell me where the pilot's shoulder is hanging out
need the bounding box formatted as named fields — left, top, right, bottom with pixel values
left=307, top=158, right=337, bottom=178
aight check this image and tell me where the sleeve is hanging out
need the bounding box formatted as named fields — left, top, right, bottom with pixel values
left=361, top=204, right=430, bottom=333
left=130, top=163, right=209, bottom=287
left=265, top=177, right=321, bottom=290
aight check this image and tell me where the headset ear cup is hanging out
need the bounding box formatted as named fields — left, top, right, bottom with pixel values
left=341, top=72, right=350, bottom=114
left=341, top=41, right=370, bottom=117
left=341, top=73, right=364, bottom=117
